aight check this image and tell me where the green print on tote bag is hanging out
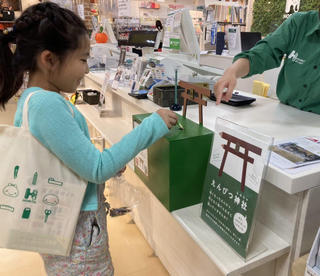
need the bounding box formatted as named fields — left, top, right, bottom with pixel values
left=0, top=92, right=87, bottom=256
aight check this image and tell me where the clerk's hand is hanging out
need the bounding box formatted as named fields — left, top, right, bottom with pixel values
left=214, top=58, right=250, bottom=104
left=156, top=109, right=178, bottom=129
left=214, top=69, right=237, bottom=105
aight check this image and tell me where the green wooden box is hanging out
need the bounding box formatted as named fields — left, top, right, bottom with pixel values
left=133, top=113, right=213, bottom=211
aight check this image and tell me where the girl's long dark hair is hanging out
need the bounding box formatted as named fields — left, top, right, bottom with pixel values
left=0, top=2, right=88, bottom=109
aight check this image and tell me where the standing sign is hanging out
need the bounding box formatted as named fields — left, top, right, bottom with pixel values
left=163, top=10, right=182, bottom=50
left=227, top=26, right=241, bottom=56
left=118, top=0, right=130, bottom=17
left=201, top=118, right=273, bottom=259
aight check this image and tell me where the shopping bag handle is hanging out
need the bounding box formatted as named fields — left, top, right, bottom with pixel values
left=22, top=91, right=74, bottom=129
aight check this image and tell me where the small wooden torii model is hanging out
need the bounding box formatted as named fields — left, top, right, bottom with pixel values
left=178, top=81, right=211, bottom=125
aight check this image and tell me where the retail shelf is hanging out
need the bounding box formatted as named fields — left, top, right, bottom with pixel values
left=217, top=21, right=246, bottom=26
left=206, top=1, right=244, bottom=7
left=172, top=204, right=290, bottom=276
left=139, top=7, right=160, bottom=9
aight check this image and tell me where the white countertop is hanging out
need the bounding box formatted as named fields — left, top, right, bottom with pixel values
left=81, top=72, right=320, bottom=194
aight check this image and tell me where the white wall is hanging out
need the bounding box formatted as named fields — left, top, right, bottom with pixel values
left=21, top=0, right=40, bottom=11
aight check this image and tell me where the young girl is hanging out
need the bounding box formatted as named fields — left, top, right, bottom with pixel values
left=0, top=2, right=177, bottom=275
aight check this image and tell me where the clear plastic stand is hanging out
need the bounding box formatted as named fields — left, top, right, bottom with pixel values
left=106, top=175, right=142, bottom=212
left=200, top=117, right=274, bottom=260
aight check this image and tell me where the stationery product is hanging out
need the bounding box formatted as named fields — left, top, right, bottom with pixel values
left=152, top=85, right=188, bottom=107
left=0, top=7, right=14, bottom=21
left=170, top=68, right=182, bottom=111
left=128, top=90, right=148, bottom=99
left=216, top=32, right=225, bottom=55
left=211, top=22, right=218, bottom=45
left=227, top=26, right=241, bottom=55
left=252, top=80, right=270, bottom=97
left=81, top=89, right=100, bottom=105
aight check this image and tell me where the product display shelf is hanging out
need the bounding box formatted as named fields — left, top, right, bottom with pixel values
left=86, top=72, right=158, bottom=112
left=173, top=204, right=290, bottom=276
left=207, top=1, right=244, bottom=7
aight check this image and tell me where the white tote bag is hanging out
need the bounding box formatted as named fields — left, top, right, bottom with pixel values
left=0, top=92, right=87, bottom=256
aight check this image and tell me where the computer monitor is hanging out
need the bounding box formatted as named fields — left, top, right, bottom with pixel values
left=127, top=31, right=158, bottom=48
left=180, top=9, right=200, bottom=62
left=240, top=32, right=262, bottom=51
left=163, top=9, right=200, bottom=63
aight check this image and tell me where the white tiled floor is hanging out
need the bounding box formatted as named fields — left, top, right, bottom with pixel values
left=0, top=103, right=169, bottom=276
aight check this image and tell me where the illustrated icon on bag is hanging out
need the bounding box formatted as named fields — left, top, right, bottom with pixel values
left=23, top=188, right=38, bottom=203
left=43, top=194, right=59, bottom=206
left=0, top=204, right=14, bottom=212
left=3, top=183, right=19, bottom=197
left=14, top=165, right=19, bottom=179
left=48, top=177, right=63, bottom=186
left=44, top=209, right=52, bottom=223
left=32, top=172, right=38, bottom=185
left=2, top=166, right=20, bottom=197
left=22, top=207, right=31, bottom=219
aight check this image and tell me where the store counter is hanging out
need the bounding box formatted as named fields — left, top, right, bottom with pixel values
left=77, top=71, right=320, bottom=276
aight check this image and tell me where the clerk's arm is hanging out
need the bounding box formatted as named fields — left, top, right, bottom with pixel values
left=214, top=12, right=298, bottom=105
left=213, top=58, right=250, bottom=104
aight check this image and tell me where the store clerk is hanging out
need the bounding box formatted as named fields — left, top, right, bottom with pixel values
left=214, top=9, right=320, bottom=114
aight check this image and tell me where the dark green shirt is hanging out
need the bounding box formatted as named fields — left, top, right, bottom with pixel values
left=234, top=11, right=320, bottom=114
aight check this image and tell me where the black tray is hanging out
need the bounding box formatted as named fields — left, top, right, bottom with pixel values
left=210, top=92, right=256, bottom=106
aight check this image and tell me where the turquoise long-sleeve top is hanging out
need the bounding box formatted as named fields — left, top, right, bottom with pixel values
left=14, top=87, right=169, bottom=211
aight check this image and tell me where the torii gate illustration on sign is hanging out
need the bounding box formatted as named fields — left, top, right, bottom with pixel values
left=218, top=132, right=262, bottom=192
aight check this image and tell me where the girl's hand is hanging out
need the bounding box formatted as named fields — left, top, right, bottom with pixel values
left=156, top=109, right=178, bottom=129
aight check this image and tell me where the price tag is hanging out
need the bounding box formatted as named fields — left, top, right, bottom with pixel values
left=102, top=71, right=111, bottom=93
left=112, top=80, right=119, bottom=90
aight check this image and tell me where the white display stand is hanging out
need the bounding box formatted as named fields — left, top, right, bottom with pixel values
left=79, top=70, right=320, bottom=276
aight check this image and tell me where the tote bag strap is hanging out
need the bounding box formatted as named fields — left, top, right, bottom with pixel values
left=22, top=91, right=74, bottom=130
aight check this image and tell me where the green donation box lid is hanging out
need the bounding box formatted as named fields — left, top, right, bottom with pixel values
left=133, top=113, right=213, bottom=211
